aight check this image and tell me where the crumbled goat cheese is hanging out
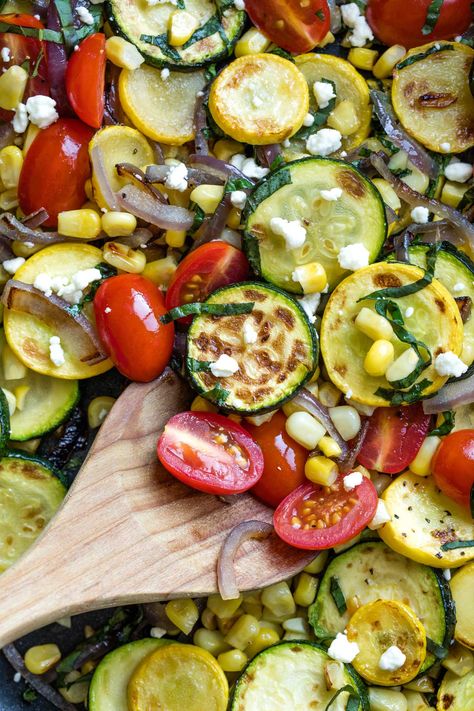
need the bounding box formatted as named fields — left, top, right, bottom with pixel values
left=405, top=307, right=414, bottom=318
left=303, top=112, right=315, bottom=127
left=230, top=190, right=247, bottom=209
left=298, top=292, right=321, bottom=323
left=443, top=569, right=451, bottom=581
left=13, top=672, right=21, bottom=683
left=104, top=306, right=112, bottom=314
left=337, top=243, right=369, bottom=271
left=340, top=2, right=360, bottom=27
left=26, top=95, right=58, bottom=129
left=368, top=499, right=392, bottom=530
left=24, top=241, right=34, bottom=248
left=328, top=633, right=360, bottom=663
left=76, top=6, right=94, bottom=24
left=444, top=161, right=472, bottom=183
left=165, top=161, right=188, bottom=192
left=49, top=336, right=65, bottom=367
left=434, top=351, right=468, bottom=378
left=320, top=187, right=342, bottom=201
left=343, top=471, right=363, bottom=491
left=440, top=142, right=451, bottom=153
left=1, top=47, right=10, bottom=62
left=72, top=268, right=102, bottom=291
left=345, top=388, right=353, bottom=399
left=282, top=139, right=291, bottom=148
left=242, top=321, right=258, bottom=345
left=306, top=128, right=342, bottom=156
left=150, top=626, right=167, bottom=638
left=147, top=0, right=178, bottom=5
left=2, top=257, right=25, bottom=274
left=270, top=217, right=307, bottom=250
left=161, top=67, right=170, bottom=80
left=33, top=269, right=101, bottom=305
left=12, top=103, right=28, bottom=133
left=241, top=157, right=269, bottom=179
left=349, top=15, right=374, bottom=46
left=210, top=354, right=240, bottom=378
left=453, top=282, right=466, bottom=292
left=313, top=80, right=336, bottom=109
left=34, top=273, right=53, bottom=296
left=378, top=646, right=406, bottom=672
left=410, top=206, right=429, bottom=224
left=234, top=0, right=245, bottom=9
left=230, top=153, right=245, bottom=170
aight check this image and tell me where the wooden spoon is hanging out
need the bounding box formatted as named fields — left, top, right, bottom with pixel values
left=0, top=369, right=313, bottom=647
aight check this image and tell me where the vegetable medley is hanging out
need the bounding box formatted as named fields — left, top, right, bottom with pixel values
left=0, top=0, right=473, bottom=709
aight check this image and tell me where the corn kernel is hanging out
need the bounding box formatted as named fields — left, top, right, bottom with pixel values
left=0, top=189, right=18, bottom=211
left=165, top=229, right=187, bottom=248
left=318, top=381, right=342, bottom=407
left=441, top=180, right=469, bottom=209
left=0, top=65, right=28, bottom=110
left=285, top=411, right=326, bottom=450
left=227, top=206, right=241, bottom=230
left=224, top=614, right=259, bottom=651
left=293, top=572, right=318, bottom=607
left=372, top=178, right=402, bottom=212
left=318, top=31, right=335, bottom=48
left=22, top=123, right=40, bottom=156
left=235, top=27, right=271, bottom=57
left=103, top=241, right=146, bottom=272
left=369, top=687, right=408, bottom=711
left=87, top=396, right=116, bottom=428
left=201, top=607, right=217, bottom=630
left=191, top=395, right=218, bottom=413
left=261, top=581, right=296, bottom=617
left=293, top=261, right=327, bottom=294
left=165, top=598, right=199, bottom=634
left=193, top=628, right=231, bottom=656
left=217, top=648, right=248, bottom=672
left=168, top=9, right=200, bottom=47
left=373, top=44, right=407, bottom=79
left=13, top=384, right=29, bottom=410
left=303, top=551, right=328, bottom=574
left=0, top=146, right=23, bottom=189
left=404, top=678, right=435, bottom=695
left=12, top=437, right=41, bottom=453
left=59, top=671, right=89, bottom=704
left=217, top=614, right=241, bottom=636
left=327, top=100, right=360, bottom=136
left=318, top=435, right=342, bottom=459
left=2, top=343, right=27, bottom=380
left=101, top=211, right=137, bottom=237
left=403, top=165, right=429, bottom=195
left=246, top=628, right=280, bottom=658
left=348, top=47, right=379, bottom=71
left=81, top=660, right=96, bottom=674
left=364, top=339, right=395, bottom=377
left=385, top=348, right=419, bottom=383
left=190, top=184, right=225, bottom=214
left=11, top=240, right=40, bottom=258
left=355, top=307, right=394, bottom=341
left=329, top=406, right=361, bottom=441
left=143, top=255, right=177, bottom=288
left=213, top=139, right=243, bottom=163
left=105, top=35, right=144, bottom=69
left=58, top=209, right=101, bottom=240
left=441, top=642, right=474, bottom=677
left=207, top=593, right=243, bottom=619
left=305, top=455, right=338, bottom=486
left=84, top=178, right=94, bottom=200
left=24, top=644, right=61, bottom=675
left=241, top=600, right=262, bottom=619
left=409, top=436, right=441, bottom=477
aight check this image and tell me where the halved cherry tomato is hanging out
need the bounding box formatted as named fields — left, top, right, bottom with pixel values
left=18, top=118, right=93, bottom=226
left=157, top=412, right=264, bottom=495
left=66, top=33, right=105, bottom=129
left=165, top=241, right=249, bottom=325
left=246, top=411, right=307, bottom=508
left=274, top=476, right=378, bottom=550
left=244, top=0, right=330, bottom=54
left=94, top=274, right=174, bottom=382
left=357, top=404, right=431, bottom=474
left=432, top=429, right=474, bottom=509
left=366, top=0, right=472, bottom=49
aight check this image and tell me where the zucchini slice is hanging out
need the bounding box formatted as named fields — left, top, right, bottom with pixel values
left=107, top=0, right=245, bottom=70
left=0, top=452, right=66, bottom=572
left=243, top=158, right=386, bottom=294
left=186, top=282, right=317, bottom=414
left=450, top=562, right=474, bottom=650
left=308, top=541, right=455, bottom=674
left=379, top=471, right=474, bottom=568
left=437, top=670, right=474, bottom=711
left=392, top=41, right=474, bottom=154
left=230, top=641, right=368, bottom=711
left=320, top=262, right=464, bottom=406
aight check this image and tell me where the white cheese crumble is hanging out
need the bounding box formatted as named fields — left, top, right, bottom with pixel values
left=149, top=626, right=167, bottom=638
left=410, top=206, right=429, bottom=224
left=270, top=217, right=307, bottom=250
left=241, top=157, right=269, bottom=179
left=434, top=351, right=468, bottom=378
left=340, top=3, right=360, bottom=27
left=210, top=354, right=240, bottom=378
left=320, top=187, right=342, bottom=201
left=306, top=128, right=342, bottom=157
left=13, top=672, right=21, bottom=683
left=453, top=282, right=466, bottom=293
left=1, top=47, right=11, bottom=62
left=242, top=321, right=258, bottom=345
left=282, top=139, right=291, bottom=148
left=337, top=243, right=369, bottom=271
left=2, top=257, right=25, bottom=274
left=343, top=470, right=363, bottom=491
left=378, top=645, right=406, bottom=672
left=234, top=0, right=245, bottom=9
left=147, top=0, right=178, bottom=5
left=298, top=292, right=321, bottom=323
left=443, top=569, right=451, bottom=581
left=229, top=153, right=245, bottom=170
left=405, top=307, right=414, bottom=318
left=76, top=6, right=94, bottom=24
left=161, top=67, right=170, bottom=80
left=104, top=306, right=112, bottom=314
left=230, top=190, right=247, bottom=209
left=12, top=102, right=28, bottom=133
left=165, top=161, right=188, bottom=192
left=303, top=112, right=315, bottom=127
left=340, top=3, right=373, bottom=46
left=34, top=273, right=53, bottom=296
left=328, top=633, right=360, bottom=663
left=25, top=95, right=58, bottom=129
left=444, top=161, right=472, bottom=183
left=49, top=336, right=65, bottom=367
left=368, top=499, right=391, bottom=530
left=33, top=269, right=101, bottom=305
left=440, top=142, right=451, bottom=153
left=313, top=80, right=336, bottom=109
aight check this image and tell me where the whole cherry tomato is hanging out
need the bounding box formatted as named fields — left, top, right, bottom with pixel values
left=244, top=0, right=330, bottom=54
left=66, top=33, right=106, bottom=129
left=94, top=274, right=174, bottom=382
left=432, top=429, right=474, bottom=509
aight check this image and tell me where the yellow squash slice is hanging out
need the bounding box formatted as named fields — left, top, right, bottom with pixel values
left=320, top=262, right=464, bottom=406
left=208, top=53, right=309, bottom=145
left=119, top=65, right=206, bottom=145
left=437, top=670, right=474, bottom=711
left=450, top=562, right=474, bottom=649
left=392, top=41, right=474, bottom=154
left=347, top=599, right=426, bottom=686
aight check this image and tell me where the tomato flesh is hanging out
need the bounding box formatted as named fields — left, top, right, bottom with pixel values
left=244, top=0, right=330, bottom=54
left=94, top=274, right=174, bottom=382
left=246, top=411, right=307, bottom=508
left=432, top=429, right=474, bottom=509
left=274, top=477, right=378, bottom=550
left=357, top=404, right=431, bottom=474
left=66, top=33, right=106, bottom=129
left=157, top=412, right=264, bottom=495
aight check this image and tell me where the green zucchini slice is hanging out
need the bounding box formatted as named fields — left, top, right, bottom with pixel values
left=437, top=670, right=474, bottom=711
left=230, top=641, right=368, bottom=711
left=243, top=158, right=386, bottom=294
left=107, top=0, right=245, bottom=69
left=186, top=282, right=318, bottom=414
left=0, top=452, right=66, bottom=573
left=308, top=541, right=455, bottom=674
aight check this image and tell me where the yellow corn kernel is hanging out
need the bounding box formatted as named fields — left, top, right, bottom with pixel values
left=329, top=406, right=361, bottom=441
left=318, top=381, right=342, bottom=408
left=224, top=614, right=259, bottom=651
left=13, top=384, right=29, bottom=411
left=409, top=436, right=441, bottom=477
left=441, top=180, right=469, bottom=209
left=403, top=677, right=435, bottom=694
left=217, top=648, right=248, bottom=672
left=246, top=628, right=280, bottom=658
left=292, top=262, right=327, bottom=294
left=191, top=395, right=218, bottom=413
left=24, top=644, right=61, bottom=675
left=11, top=240, right=41, bottom=258
left=12, top=437, right=41, bottom=453
left=327, top=100, right=360, bottom=136
left=355, top=306, right=394, bottom=341
left=318, top=31, right=335, bottom=48
left=59, top=671, right=89, bottom=704
left=84, top=178, right=94, bottom=200
left=245, top=412, right=276, bottom=427
left=0, top=189, right=18, bottom=211
left=282, top=617, right=310, bottom=637
left=403, top=165, right=429, bottom=195
left=168, top=9, right=200, bottom=46
left=372, top=178, right=402, bottom=212
left=2, top=342, right=27, bottom=380
left=282, top=400, right=304, bottom=417
left=0, top=65, right=28, bottom=110
left=441, top=642, right=474, bottom=677
left=234, top=27, right=271, bottom=57
left=105, top=35, right=144, bottom=70
left=81, top=660, right=96, bottom=675
left=305, top=455, right=338, bottom=486
left=403, top=691, right=434, bottom=711
left=87, top=396, right=116, bottom=429
left=304, top=551, right=328, bottom=574
left=165, top=598, right=199, bottom=634
left=217, top=614, right=241, bottom=636
left=201, top=607, right=217, bottom=631
left=373, top=44, right=407, bottom=79
left=142, top=255, right=177, bottom=288
left=318, top=435, right=342, bottom=459
left=207, top=593, right=243, bottom=619
left=364, top=339, right=395, bottom=377
left=348, top=47, right=379, bottom=71
left=1, top=387, right=16, bottom=416
left=190, top=184, right=225, bottom=214
left=261, top=582, right=296, bottom=618
left=165, top=229, right=187, bottom=248
left=22, top=123, right=41, bottom=157
left=103, top=241, right=147, bottom=273
left=241, top=600, right=262, bottom=619
left=293, top=572, right=318, bottom=607
left=285, top=411, right=326, bottom=450
left=58, top=209, right=101, bottom=240
left=385, top=348, right=419, bottom=383
left=308, top=366, right=320, bottom=384
left=227, top=206, right=242, bottom=230
left=101, top=211, right=137, bottom=237
left=0, top=146, right=23, bottom=189
left=213, top=139, right=243, bottom=162
left=369, top=687, right=408, bottom=711
left=193, top=628, right=231, bottom=657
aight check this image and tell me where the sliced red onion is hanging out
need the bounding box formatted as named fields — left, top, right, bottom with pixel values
left=126, top=227, right=155, bottom=249
left=22, top=208, right=50, bottom=229
left=116, top=163, right=167, bottom=203
left=115, top=184, right=194, bottom=230
left=0, top=236, right=14, bottom=261
left=217, top=520, right=273, bottom=600
left=104, top=65, right=126, bottom=126
left=46, top=2, right=72, bottom=117
left=340, top=420, right=369, bottom=473
left=2, top=280, right=107, bottom=365
left=191, top=193, right=232, bottom=250
left=393, top=230, right=415, bottom=263
left=423, top=372, right=474, bottom=414
left=0, top=213, right=67, bottom=244
left=189, top=154, right=254, bottom=183
left=385, top=204, right=398, bottom=228
left=293, top=388, right=349, bottom=457
left=194, top=88, right=209, bottom=156
left=0, top=122, right=15, bottom=148
left=90, top=144, right=119, bottom=211
left=146, top=163, right=223, bottom=187
left=255, top=144, right=282, bottom=170
left=150, top=140, right=165, bottom=165
left=370, top=91, right=439, bottom=179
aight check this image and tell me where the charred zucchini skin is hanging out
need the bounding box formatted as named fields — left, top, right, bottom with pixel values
left=4, top=449, right=67, bottom=487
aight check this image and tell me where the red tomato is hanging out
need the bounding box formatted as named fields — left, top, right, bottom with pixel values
left=246, top=411, right=307, bottom=507
left=244, top=0, right=330, bottom=54
left=366, top=0, right=472, bottom=49
left=274, top=477, right=378, bottom=550
left=94, top=274, right=174, bottom=382
left=66, top=33, right=105, bottom=129
left=357, top=404, right=431, bottom=474
left=157, top=412, right=264, bottom=495
left=432, top=429, right=474, bottom=508
left=18, top=118, right=93, bottom=226
left=165, top=242, right=249, bottom=325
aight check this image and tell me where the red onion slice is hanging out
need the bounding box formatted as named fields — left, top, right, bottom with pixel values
left=189, top=154, right=254, bottom=183
left=194, top=88, right=209, bottom=156
left=218, top=520, right=273, bottom=600
left=90, top=144, right=119, bottom=211
left=115, top=184, right=194, bottom=230
left=0, top=122, right=15, bottom=147
left=22, top=208, right=50, bottom=229
left=255, top=144, right=282, bottom=170
left=146, top=163, right=224, bottom=187
left=191, top=193, right=232, bottom=250
left=292, top=388, right=349, bottom=458
left=339, top=419, right=369, bottom=473
left=116, top=163, right=167, bottom=203
left=423, top=373, right=474, bottom=414
left=0, top=213, right=66, bottom=244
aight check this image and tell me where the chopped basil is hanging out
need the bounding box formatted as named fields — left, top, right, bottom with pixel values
left=293, top=79, right=336, bottom=141
left=22, top=688, right=38, bottom=702
left=458, top=185, right=474, bottom=213
left=204, top=63, right=218, bottom=82
left=270, top=154, right=285, bottom=171
left=203, top=383, right=230, bottom=407
left=440, top=539, right=474, bottom=551
left=266, top=46, right=295, bottom=62
left=426, top=636, right=448, bottom=659
left=396, top=43, right=454, bottom=71
left=161, top=301, right=254, bottom=323
left=391, top=168, right=412, bottom=179
left=0, top=21, right=63, bottom=43
left=140, top=32, right=181, bottom=61
left=245, top=167, right=292, bottom=214
left=315, top=9, right=325, bottom=20
left=428, top=411, right=455, bottom=437
left=54, top=0, right=78, bottom=50
left=330, top=576, right=347, bottom=615
left=324, top=685, right=360, bottom=711
left=67, top=263, right=116, bottom=317
left=191, top=204, right=206, bottom=232
left=74, top=4, right=102, bottom=43
left=187, top=358, right=212, bottom=372
left=375, top=378, right=433, bottom=406
left=182, top=16, right=228, bottom=50
left=421, top=0, right=444, bottom=35
left=224, top=177, right=253, bottom=193
left=177, top=0, right=185, bottom=7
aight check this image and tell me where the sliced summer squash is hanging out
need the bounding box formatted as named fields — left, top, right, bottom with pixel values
left=243, top=158, right=386, bottom=294
left=392, top=41, right=474, bottom=154
left=0, top=452, right=66, bottom=572
left=186, top=282, right=317, bottom=414
left=449, top=562, right=474, bottom=649
left=437, top=670, right=474, bottom=711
